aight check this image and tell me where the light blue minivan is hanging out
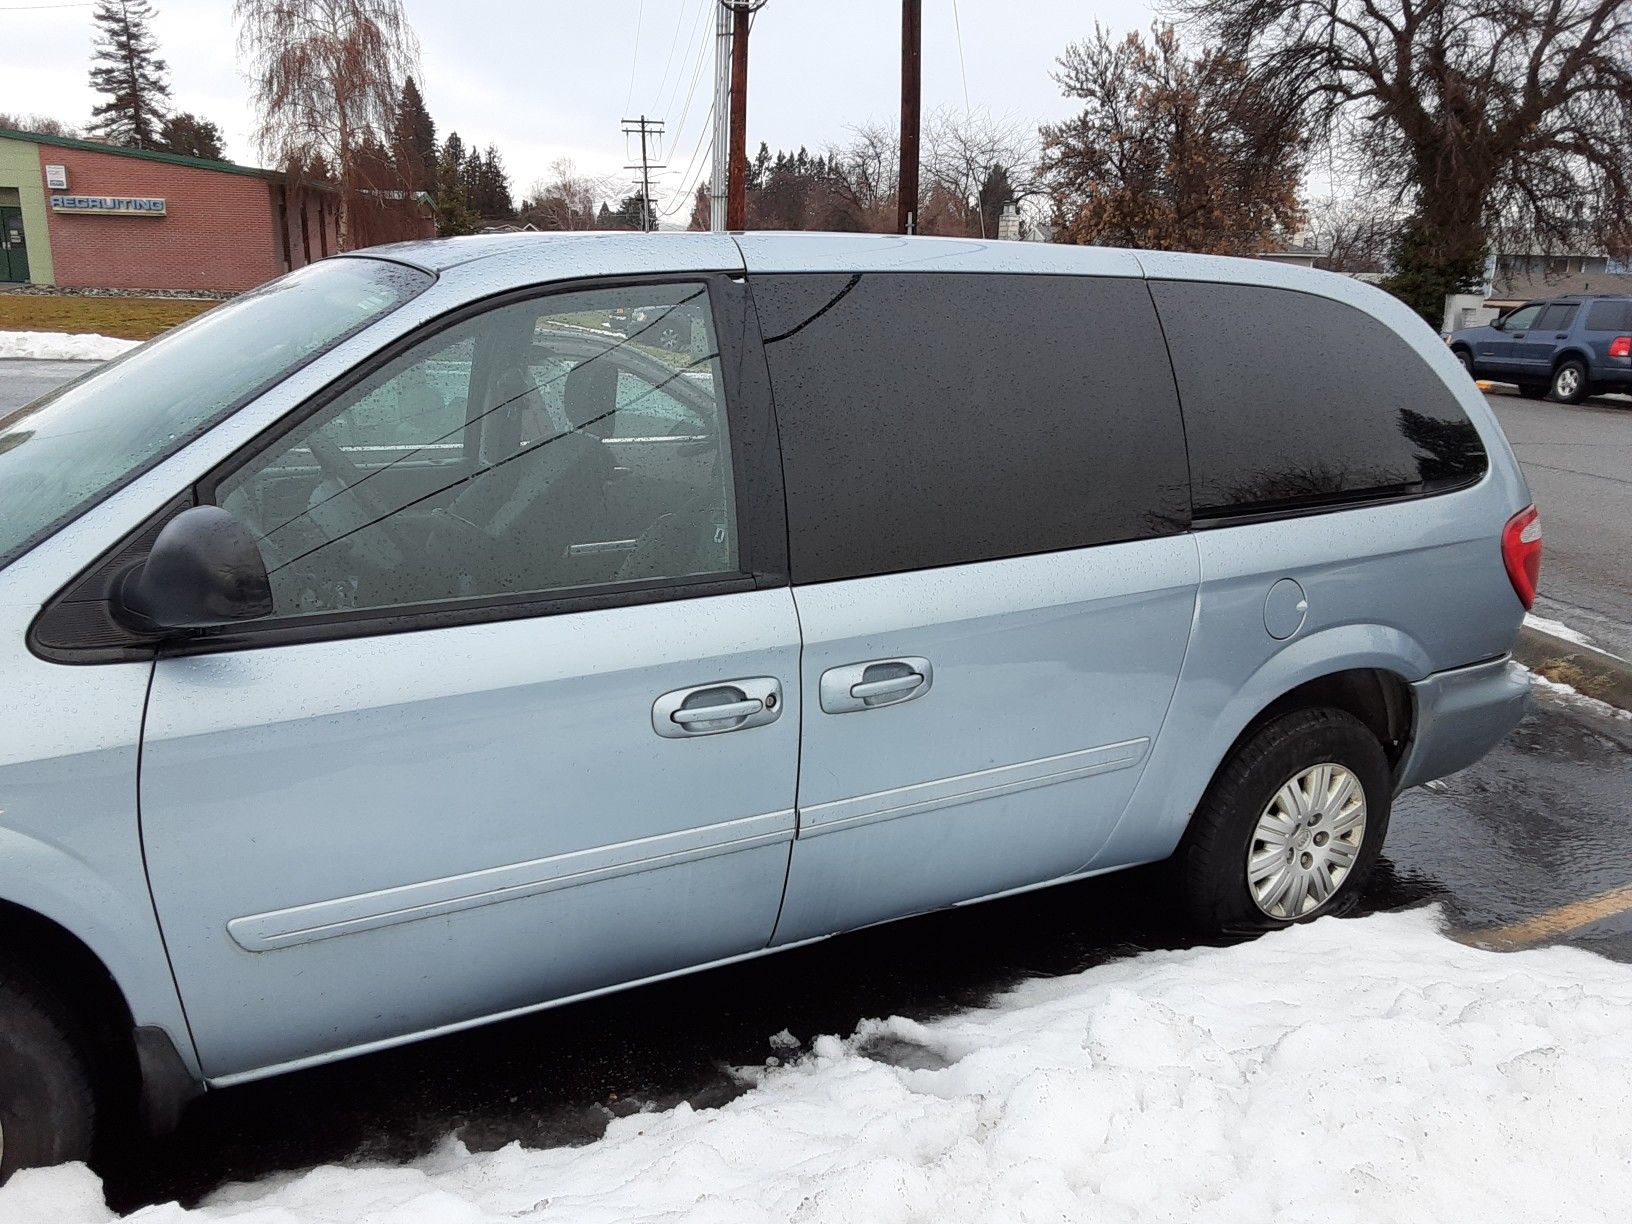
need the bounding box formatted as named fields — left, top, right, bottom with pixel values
left=0, top=232, right=1538, bottom=1180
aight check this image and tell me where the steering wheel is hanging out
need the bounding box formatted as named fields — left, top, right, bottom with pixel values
left=304, top=431, right=418, bottom=566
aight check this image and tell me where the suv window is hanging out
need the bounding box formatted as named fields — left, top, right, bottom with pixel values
left=1536, top=303, right=1578, bottom=331
left=1585, top=300, right=1632, bottom=331
left=751, top=272, right=1190, bottom=584
left=1150, top=281, right=1488, bottom=518
left=1502, top=303, right=1543, bottom=331
left=214, top=282, right=739, bottom=618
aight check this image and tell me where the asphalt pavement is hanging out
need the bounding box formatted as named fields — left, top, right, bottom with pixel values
left=1483, top=387, right=1632, bottom=659
left=0, top=358, right=96, bottom=412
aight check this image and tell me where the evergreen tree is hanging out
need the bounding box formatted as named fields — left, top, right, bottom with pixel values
left=391, top=75, right=436, bottom=192
left=477, top=145, right=513, bottom=218
left=87, top=0, right=171, bottom=149
left=1381, top=217, right=1488, bottom=325
left=156, top=111, right=225, bottom=160
left=433, top=132, right=479, bottom=235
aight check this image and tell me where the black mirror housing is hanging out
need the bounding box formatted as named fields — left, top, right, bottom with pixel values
left=117, top=506, right=274, bottom=632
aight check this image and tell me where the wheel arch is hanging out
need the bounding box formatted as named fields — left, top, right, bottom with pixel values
left=0, top=897, right=202, bottom=1136
left=1087, top=625, right=1430, bottom=872
left=1552, top=346, right=1593, bottom=373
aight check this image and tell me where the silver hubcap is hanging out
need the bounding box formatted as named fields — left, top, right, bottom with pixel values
left=1247, top=763, right=1366, bottom=919
left=1556, top=367, right=1580, bottom=396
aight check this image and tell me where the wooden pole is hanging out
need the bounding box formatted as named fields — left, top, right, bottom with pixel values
left=897, top=0, right=921, bottom=235
left=726, top=3, right=752, bottom=230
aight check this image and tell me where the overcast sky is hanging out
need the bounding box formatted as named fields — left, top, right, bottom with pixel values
left=1, top=0, right=1157, bottom=217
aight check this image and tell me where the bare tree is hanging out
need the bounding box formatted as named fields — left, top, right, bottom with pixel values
left=1041, top=24, right=1308, bottom=254
left=1304, top=195, right=1398, bottom=274
left=825, top=109, right=1039, bottom=237
left=520, top=158, right=619, bottom=231
left=1177, top=0, right=1632, bottom=309
left=236, top=0, right=420, bottom=249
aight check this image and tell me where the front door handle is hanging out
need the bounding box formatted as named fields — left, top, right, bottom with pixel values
left=653, top=677, right=782, bottom=738
left=820, top=657, right=933, bottom=714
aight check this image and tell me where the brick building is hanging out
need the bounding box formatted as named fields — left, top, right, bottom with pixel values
left=0, top=127, right=431, bottom=293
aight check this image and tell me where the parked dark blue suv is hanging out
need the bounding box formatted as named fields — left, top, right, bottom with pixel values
left=1448, top=296, right=1632, bottom=403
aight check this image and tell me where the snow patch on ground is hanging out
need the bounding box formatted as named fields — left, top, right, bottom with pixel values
left=8, top=909, right=1632, bottom=1223
left=0, top=330, right=139, bottom=361
left=1525, top=611, right=1619, bottom=658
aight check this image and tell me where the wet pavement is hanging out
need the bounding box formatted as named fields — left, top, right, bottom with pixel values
left=95, top=686, right=1632, bottom=1214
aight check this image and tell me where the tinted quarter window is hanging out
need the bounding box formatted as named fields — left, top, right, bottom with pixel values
left=1585, top=301, right=1632, bottom=331
left=753, top=273, right=1189, bottom=584
left=1150, top=281, right=1488, bottom=518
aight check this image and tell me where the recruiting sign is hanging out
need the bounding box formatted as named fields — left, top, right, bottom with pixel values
left=50, top=195, right=167, bottom=217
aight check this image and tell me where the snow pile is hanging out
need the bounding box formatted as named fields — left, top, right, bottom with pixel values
left=0, top=330, right=139, bottom=361
left=9, top=909, right=1632, bottom=1223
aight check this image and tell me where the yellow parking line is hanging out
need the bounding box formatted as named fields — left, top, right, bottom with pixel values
left=1457, top=884, right=1632, bottom=950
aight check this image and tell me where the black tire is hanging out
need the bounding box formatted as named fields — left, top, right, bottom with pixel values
left=1518, top=383, right=1547, bottom=399
left=1452, top=348, right=1475, bottom=378
left=1550, top=358, right=1589, bottom=404
left=0, top=966, right=96, bottom=1185
left=1176, top=708, right=1391, bottom=936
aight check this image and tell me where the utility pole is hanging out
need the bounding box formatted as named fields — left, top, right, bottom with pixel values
left=710, top=1, right=732, bottom=231
left=620, top=115, right=666, bottom=232
left=898, top=0, right=921, bottom=235
left=725, top=0, right=766, bottom=231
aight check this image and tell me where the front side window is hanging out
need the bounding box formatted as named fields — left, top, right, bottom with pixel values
left=1151, top=281, right=1489, bottom=518
left=0, top=258, right=430, bottom=572
left=214, top=282, right=738, bottom=618
left=1502, top=303, right=1543, bottom=330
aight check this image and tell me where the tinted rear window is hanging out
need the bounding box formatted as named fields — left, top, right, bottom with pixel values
left=753, top=272, right=1190, bottom=584
left=1150, top=281, right=1487, bottom=518
left=1536, top=302, right=1578, bottom=331
left=1585, top=301, right=1632, bottom=331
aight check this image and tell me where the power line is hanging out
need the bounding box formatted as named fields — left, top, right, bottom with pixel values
left=660, top=97, right=718, bottom=219
left=951, top=0, right=972, bottom=116
left=622, top=0, right=646, bottom=115
left=650, top=0, right=695, bottom=114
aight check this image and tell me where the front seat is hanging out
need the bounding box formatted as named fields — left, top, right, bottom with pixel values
left=428, top=358, right=617, bottom=595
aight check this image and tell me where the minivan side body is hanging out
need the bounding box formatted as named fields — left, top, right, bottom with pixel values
left=1448, top=294, right=1632, bottom=401
left=0, top=232, right=1532, bottom=1164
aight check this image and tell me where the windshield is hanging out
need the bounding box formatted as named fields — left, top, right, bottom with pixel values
left=0, top=258, right=432, bottom=573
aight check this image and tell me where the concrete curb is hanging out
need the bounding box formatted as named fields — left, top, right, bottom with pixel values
left=1514, top=625, right=1632, bottom=712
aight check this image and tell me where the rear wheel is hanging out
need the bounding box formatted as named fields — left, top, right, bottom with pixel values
left=1177, top=708, right=1391, bottom=935
left=1550, top=358, right=1589, bottom=404
left=0, top=967, right=95, bottom=1185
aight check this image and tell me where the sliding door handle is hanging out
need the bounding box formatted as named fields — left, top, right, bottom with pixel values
left=820, top=658, right=933, bottom=714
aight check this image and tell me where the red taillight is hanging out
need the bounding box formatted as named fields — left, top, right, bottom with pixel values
left=1610, top=336, right=1631, bottom=359
left=1502, top=505, right=1543, bottom=610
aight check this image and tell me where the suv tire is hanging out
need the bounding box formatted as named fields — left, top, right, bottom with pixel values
left=1550, top=358, right=1589, bottom=404
left=1177, top=708, right=1391, bottom=936
left=0, top=966, right=96, bottom=1185
left=1452, top=348, right=1474, bottom=377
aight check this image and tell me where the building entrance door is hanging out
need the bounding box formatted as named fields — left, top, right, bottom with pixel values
left=1, top=207, right=30, bottom=282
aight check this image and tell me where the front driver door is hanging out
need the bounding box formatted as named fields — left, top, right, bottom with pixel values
left=140, top=278, right=800, bottom=1080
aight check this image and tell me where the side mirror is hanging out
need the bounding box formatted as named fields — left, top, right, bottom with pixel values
left=1490, top=316, right=1506, bottom=331
left=117, top=506, right=274, bottom=632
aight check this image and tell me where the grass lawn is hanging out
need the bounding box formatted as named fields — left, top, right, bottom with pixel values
left=0, top=293, right=218, bottom=340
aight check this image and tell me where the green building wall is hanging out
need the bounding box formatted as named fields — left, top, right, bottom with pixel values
left=0, top=135, right=55, bottom=284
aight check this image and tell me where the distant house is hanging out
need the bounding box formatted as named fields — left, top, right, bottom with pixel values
left=1252, top=232, right=1327, bottom=267
left=1485, top=251, right=1632, bottom=310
